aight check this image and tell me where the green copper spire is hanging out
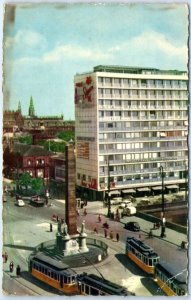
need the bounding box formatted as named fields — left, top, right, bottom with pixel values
left=28, top=96, right=35, bottom=117
left=18, top=100, right=22, bottom=113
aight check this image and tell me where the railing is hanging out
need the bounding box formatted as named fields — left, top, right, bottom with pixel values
left=99, top=166, right=186, bottom=177
left=99, top=126, right=187, bottom=132
left=112, top=177, right=185, bottom=186
left=99, top=145, right=187, bottom=154
left=99, top=157, right=188, bottom=166
left=99, top=136, right=186, bottom=143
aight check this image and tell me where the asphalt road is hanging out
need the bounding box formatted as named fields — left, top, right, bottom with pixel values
left=2, top=195, right=187, bottom=296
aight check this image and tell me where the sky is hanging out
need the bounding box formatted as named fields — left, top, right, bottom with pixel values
left=3, top=3, right=189, bottom=120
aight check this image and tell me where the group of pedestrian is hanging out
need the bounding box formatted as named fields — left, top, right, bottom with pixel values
left=2, top=252, right=21, bottom=277
left=9, top=262, right=21, bottom=277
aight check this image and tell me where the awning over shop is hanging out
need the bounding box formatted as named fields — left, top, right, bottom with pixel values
left=107, top=190, right=120, bottom=196
left=137, top=187, right=150, bottom=192
left=122, top=189, right=136, bottom=194
left=151, top=186, right=162, bottom=191
left=166, top=185, right=179, bottom=189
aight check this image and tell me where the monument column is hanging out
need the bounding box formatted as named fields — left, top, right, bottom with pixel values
left=65, top=144, right=77, bottom=235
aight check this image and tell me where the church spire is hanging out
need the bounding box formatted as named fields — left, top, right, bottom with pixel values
left=18, top=100, right=22, bottom=113
left=28, top=96, right=35, bottom=117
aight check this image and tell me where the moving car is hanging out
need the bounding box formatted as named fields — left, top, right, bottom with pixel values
left=17, top=199, right=25, bottom=207
left=123, top=206, right=136, bottom=216
left=124, top=221, right=140, bottom=231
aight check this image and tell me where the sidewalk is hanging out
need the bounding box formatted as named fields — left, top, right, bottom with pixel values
left=86, top=201, right=188, bottom=247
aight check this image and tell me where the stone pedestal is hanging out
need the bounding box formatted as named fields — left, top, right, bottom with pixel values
left=79, top=232, right=89, bottom=253
left=62, top=234, right=71, bottom=256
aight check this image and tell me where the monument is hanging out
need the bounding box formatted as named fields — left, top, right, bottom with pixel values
left=56, top=143, right=89, bottom=256
left=65, top=144, right=77, bottom=235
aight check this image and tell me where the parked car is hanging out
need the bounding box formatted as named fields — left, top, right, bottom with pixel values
left=124, top=221, right=140, bottom=231
left=17, top=199, right=25, bottom=207
left=119, top=200, right=132, bottom=208
left=110, top=197, right=123, bottom=205
left=30, top=195, right=45, bottom=206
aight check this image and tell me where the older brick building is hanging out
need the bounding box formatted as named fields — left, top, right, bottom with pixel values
left=4, top=143, right=52, bottom=179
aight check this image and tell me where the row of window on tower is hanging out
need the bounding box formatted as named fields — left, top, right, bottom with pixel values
left=98, top=110, right=187, bottom=119
left=99, top=161, right=186, bottom=175
left=98, top=77, right=187, bottom=89
left=99, top=130, right=185, bottom=140
left=99, top=150, right=187, bottom=163
left=99, top=120, right=187, bottom=130
left=99, top=141, right=187, bottom=152
left=98, top=89, right=188, bottom=99
left=98, top=99, right=188, bottom=108
left=99, top=171, right=183, bottom=184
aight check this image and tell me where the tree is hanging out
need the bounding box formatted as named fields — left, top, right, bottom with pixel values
left=18, top=135, right=32, bottom=145
left=19, top=172, right=32, bottom=190
left=31, top=177, right=44, bottom=194
left=57, top=131, right=75, bottom=142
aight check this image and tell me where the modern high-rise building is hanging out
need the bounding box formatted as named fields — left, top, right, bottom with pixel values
left=74, top=65, right=188, bottom=200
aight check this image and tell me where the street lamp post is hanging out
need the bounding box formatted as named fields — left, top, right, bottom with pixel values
left=159, top=166, right=166, bottom=238
left=107, top=160, right=111, bottom=218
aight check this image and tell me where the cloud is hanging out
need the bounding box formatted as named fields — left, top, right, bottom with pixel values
left=9, top=30, right=188, bottom=71
left=109, top=31, right=188, bottom=66
left=42, top=44, right=113, bottom=63
left=5, top=29, right=46, bottom=49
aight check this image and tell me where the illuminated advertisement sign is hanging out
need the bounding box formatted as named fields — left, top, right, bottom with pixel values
left=75, top=76, right=94, bottom=107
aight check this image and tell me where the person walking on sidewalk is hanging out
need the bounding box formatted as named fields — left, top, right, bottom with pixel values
left=104, top=228, right=108, bottom=238
left=9, top=261, right=14, bottom=273
left=116, top=232, right=119, bottom=242
left=16, top=265, right=21, bottom=277
left=98, top=214, right=102, bottom=223
left=110, top=231, right=113, bottom=240
left=94, top=227, right=98, bottom=234
left=4, top=252, right=8, bottom=263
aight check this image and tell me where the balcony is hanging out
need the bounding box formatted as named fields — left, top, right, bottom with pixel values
left=99, top=145, right=187, bottom=155
left=99, top=156, right=188, bottom=166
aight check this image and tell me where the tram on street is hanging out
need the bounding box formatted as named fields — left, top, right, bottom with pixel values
left=77, top=273, right=135, bottom=296
left=154, top=261, right=187, bottom=296
left=126, top=237, right=160, bottom=274
left=28, top=253, right=134, bottom=296
left=28, top=253, right=78, bottom=295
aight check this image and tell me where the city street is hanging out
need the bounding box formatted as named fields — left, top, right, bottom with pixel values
left=3, top=194, right=188, bottom=296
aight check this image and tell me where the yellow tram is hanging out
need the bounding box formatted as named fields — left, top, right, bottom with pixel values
left=154, top=261, right=187, bottom=296
left=28, top=253, right=134, bottom=296
left=28, top=253, right=78, bottom=295
left=77, top=273, right=135, bottom=296
left=126, top=237, right=160, bottom=274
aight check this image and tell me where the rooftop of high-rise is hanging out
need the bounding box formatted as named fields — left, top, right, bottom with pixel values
left=93, top=65, right=187, bottom=76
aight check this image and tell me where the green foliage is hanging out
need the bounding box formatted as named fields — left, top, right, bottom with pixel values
left=18, top=135, right=32, bottom=144
left=38, top=140, right=66, bottom=153
left=57, top=131, right=75, bottom=142
left=31, top=177, right=44, bottom=193
left=19, top=172, right=32, bottom=189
